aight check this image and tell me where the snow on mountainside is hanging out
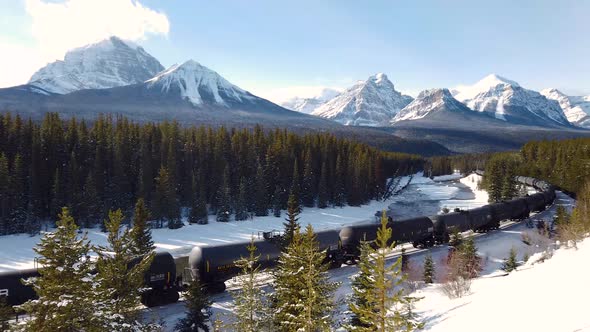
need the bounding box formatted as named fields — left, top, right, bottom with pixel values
left=29, top=36, right=164, bottom=94
left=541, top=88, right=590, bottom=128
left=454, top=74, right=570, bottom=127
left=392, top=88, right=472, bottom=122
left=146, top=60, right=255, bottom=106
left=312, top=73, right=413, bottom=126
left=281, top=88, right=340, bottom=114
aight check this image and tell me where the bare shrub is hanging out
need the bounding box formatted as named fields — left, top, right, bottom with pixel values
left=403, top=260, right=424, bottom=292
left=440, top=252, right=472, bottom=299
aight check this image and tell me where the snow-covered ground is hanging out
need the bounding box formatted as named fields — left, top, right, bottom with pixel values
left=0, top=172, right=488, bottom=272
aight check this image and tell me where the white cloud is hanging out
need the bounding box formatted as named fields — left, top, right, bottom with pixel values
left=251, top=85, right=344, bottom=104
left=25, top=0, right=170, bottom=62
left=0, top=41, right=45, bottom=87
left=0, top=0, right=169, bottom=87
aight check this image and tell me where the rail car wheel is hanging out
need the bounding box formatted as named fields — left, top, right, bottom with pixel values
left=206, top=282, right=226, bottom=294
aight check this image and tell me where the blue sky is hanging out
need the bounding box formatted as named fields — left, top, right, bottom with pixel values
left=1, top=0, right=589, bottom=102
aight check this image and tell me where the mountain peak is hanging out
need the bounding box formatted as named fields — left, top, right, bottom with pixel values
left=29, top=36, right=164, bottom=94
left=393, top=88, right=470, bottom=122
left=312, top=73, right=413, bottom=126
left=454, top=74, right=569, bottom=127
left=146, top=60, right=252, bottom=106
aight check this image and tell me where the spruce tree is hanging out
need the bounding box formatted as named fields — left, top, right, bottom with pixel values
left=130, top=198, right=155, bottom=257
left=18, top=208, right=99, bottom=331
left=423, top=253, right=435, bottom=284
left=176, top=277, right=212, bottom=332
left=81, top=172, right=101, bottom=228
left=216, top=166, right=231, bottom=222
left=347, top=211, right=422, bottom=332
left=190, top=187, right=209, bottom=224
left=502, top=247, right=518, bottom=273
left=95, top=209, right=154, bottom=328
left=272, top=224, right=338, bottom=331
left=154, top=166, right=181, bottom=229
left=301, top=151, right=316, bottom=207
left=282, top=191, right=301, bottom=250
left=333, top=155, right=346, bottom=207
left=0, top=153, right=9, bottom=234
left=317, top=160, right=329, bottom=209
left=272, top=185, right=282, bottom=218
left=234, top=177, right=249, bottom=221
left=231, top=238, right=269, bottom=331
left=0, top=297, right=12, bottom=331
left=348, top=241, right=376, bottom=330
left=457, top=237, right=480, bottom=278
left=254, top=162, right=268, bottom=216
left=49, top=168, right=65, bottom=221
left=554, top=205, right=570, bottom=226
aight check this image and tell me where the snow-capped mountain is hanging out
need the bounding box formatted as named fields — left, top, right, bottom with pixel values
left=29, top=36, right=164, bottom=94
left=392, top=88, right=473, bottom=122
left=312, top=73, right=413, bottom=126
left=453, top=74, right=570, bottom=127
left=145, top=60, right=256, bottom=107
left=540, top=89, right=590, bottom=128
left=281, top=88, right=340, bottom=114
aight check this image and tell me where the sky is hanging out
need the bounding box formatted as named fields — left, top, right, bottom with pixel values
left=0, top=0, right=589, bottom=103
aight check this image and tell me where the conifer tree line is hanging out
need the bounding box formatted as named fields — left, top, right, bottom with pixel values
left=480, top=153, right=520, bottom=202
left=0, top=112, right=423, bottom=235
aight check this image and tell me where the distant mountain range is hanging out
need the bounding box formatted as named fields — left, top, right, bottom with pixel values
left=1, top=36, right=589, bottom=154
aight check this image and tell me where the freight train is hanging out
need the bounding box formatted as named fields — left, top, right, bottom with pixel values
left=0, top=173, right=556, bottom=308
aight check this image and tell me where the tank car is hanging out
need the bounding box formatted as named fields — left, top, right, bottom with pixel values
left=524, top=193, right=546, bottom=212
left=389, top=216, right=434, bottom=248
left=140, top=252, right=180, bottom=307
left=0, top=269, right=39, bottom=306
left=505, top=198, right=530, bottom=220
left=469, top=205, right=498, bottom=231
left=432, top=211, right=471, bottom=243
left=188, top=239, right=281, bottom=293
left=314, top=228, right=344, bottom=267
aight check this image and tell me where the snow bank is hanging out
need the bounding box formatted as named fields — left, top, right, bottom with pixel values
left=414, top=237, right=590, bottom=332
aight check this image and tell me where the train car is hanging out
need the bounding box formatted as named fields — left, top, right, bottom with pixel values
left=469, top=205, right=497, bottom=231
left=432, top=212, right=470, bottom=243
left=188, top=239, right=281, bottom=293
left=0, top=269, right=39, bottom=306
left=140, top=252, right=180, bottom=307
left=524, top=193, right=546, bottom=212
left=489, top=201, right=511, bottom=222
left=505, top=198, right=530, bottom=220
left=389, top=216, right=434, bottom=248
left=314, top=228, right=344, bottom=267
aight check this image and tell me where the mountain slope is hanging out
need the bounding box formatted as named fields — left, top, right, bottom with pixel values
left=281, top=88, right=340, bottom=114
left=392, top=88, right=473, bottom=122
left=312, top=73, right=413, bottom=126
left=29, top=36, right=164, bottom=94
left=540, top=88, right=590, bottom=128
left=453, top=74, right=570, bottom=127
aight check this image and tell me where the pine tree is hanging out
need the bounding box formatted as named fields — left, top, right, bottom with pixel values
left=49, top=168, right=65, bottom=221
left=154, top=166, right=181, bottom=229
left=272, top=185, right=282, bottom=218
left=348, top=241, right=376, bottom=330
left=423, top=253, right=435, bottom=284
left=282, top=191, right=301, bottom=250
left=317, top=160, right=329, bottom=209
left=333, top=155, right=346, bottom=207
left=457, top=237, right=480, bottom=279
left=190, top=187, right=209, bottom=224
left=234, top=177, right=249, bottom=221
left=95, top=209, right=154, bottom=328
left=231, top=238, right=269, bottom=331
left=18, top=208, right=99, bottom=331
left=502, top=247, right=518, bottom=273
left=347, top=211, right=422, bottom=332
left=130, top=198, right=155, bottom=257
left=301, top=151, right=315, bottom=208
left=0, top=153, right=9, bottom=234
left=216, top=166, right=231, bottom=222
left=0, top=297, right=12, bottom=331
left=80, top=172, right=101, bottom=228
left=554, top=205, right=570, bottom=226
left=176, top=277, right=212, bottom=332
left=254, top=162, right=268, bottom=216
left=273, top=224, right=338, bottom=331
